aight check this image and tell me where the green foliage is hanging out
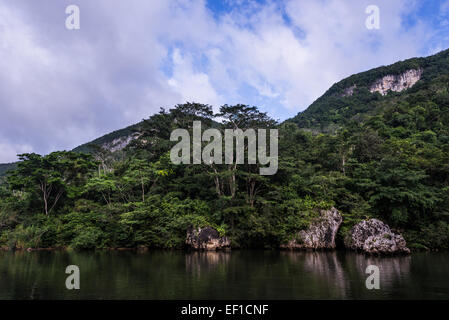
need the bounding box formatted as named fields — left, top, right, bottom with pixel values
left=118, top=195, right=212, bottom=248
left=70, top=227, right=105, bottom=250
left=275, top=197, right=333, bottom=244
left=7, top=151, right=97, bottom=215
left=1, top=48, right=449, bottom=251
left=291, top=49, right=449, bottom=132
left=0, top=163, right=17, bottom=183
left=0, top=224, right=47, bottom=249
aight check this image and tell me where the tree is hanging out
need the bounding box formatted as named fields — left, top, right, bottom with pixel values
left=214, top=104, right=277, bottom=201
left=121, top=155, right=173, bottom=202
left=8, top=152, right=96, bottom=215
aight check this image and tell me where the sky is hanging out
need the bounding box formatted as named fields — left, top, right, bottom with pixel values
left=0, top=0, right=448, bottom=163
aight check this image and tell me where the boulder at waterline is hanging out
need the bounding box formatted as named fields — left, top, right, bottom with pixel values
left=281, top=207, right=343, bottom=249
left=345, top=219, right=410, bottom=254
left=186, top=226, right=230, bottom=250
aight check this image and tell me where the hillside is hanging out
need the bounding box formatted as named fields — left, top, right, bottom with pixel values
left=72, top=122, right=143, bottom=154
left=0, top=122, right=142, bottom=181
left=290, top=49, right=449, bottom=132
left=0, top=163, right=17, bottom=181
left=0, top=50, right=448, bottom=252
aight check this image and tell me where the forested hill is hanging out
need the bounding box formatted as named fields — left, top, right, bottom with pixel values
left=0, top=50, right=448, bottom=252
left=289, top=48, right=449, bottom=132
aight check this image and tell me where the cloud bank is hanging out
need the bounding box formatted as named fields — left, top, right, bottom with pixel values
left=0, top=0, right=447, bottom=162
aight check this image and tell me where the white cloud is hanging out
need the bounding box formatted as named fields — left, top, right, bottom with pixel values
left=0, top=141, right=33, bottom=163
left=212, top=0, right=429, bottom=110
left=167, top=49, right=223, bottom=109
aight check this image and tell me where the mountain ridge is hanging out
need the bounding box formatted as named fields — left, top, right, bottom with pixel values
left=66, top=47, right=449, bottom=152
left=289, top=48, right=449, bottom=131
left=1, top=48, right=449, bottom=175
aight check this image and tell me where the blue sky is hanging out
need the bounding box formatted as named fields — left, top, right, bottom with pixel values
left=0, top=0, right=448, bottom=162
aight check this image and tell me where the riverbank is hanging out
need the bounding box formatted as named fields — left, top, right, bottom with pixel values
left=0, top=209, right=440, bottom=255
left=1, top=245, right=441, bottom=254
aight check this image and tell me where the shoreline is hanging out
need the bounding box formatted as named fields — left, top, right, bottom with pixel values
left=0, top=245, right=441, bottom=254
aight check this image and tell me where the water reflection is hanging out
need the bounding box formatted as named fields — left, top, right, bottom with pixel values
left=354, top=253, right=411, bottom=284
left=281, top=251, right=349, bottom=298
left=185, top=251, right=231, bottom=276
left=0, top=250, right=447, bottom=299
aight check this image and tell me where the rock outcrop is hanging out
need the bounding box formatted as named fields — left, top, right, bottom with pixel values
left=345, top=219, right=410, bottom=254
left=281, top=207, right=342, bottom=249
left=342, top=69, right=423, bottom=97
left=342, top=84, right=357, bottom=97
left=103, top=133, right=141, bottom=152
left=369, top=69, right=422, bottom=96
left=186, top=226, right=230, bottom=251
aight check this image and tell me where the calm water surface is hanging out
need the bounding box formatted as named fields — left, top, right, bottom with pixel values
left=0, top=250, right=448, bottom=299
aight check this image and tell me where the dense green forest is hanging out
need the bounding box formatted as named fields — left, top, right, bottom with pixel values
left=0, top=163, right=17, bottom=181
left=1, top=49, right=449, bottom=251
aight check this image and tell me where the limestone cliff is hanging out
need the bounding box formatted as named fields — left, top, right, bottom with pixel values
left=369, top=68, right=423, bottom=96
left=342, top=68, right=423, bottom=97
left=101, top=133, right=140, bottom=152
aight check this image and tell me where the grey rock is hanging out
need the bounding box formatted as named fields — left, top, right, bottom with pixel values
left=186, top=226, right=230, bottom=251
left=369, top=69, right=422, bottom=96
left=345, top=219, right=410, bottom=254
left=342, top=84, right=357, bottom=97
left=342, top=69, right=422, bottom=98
left=281, top=207, right=342, bottom=249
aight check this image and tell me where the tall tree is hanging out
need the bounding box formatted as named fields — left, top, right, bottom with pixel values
left=8, top=152, right=96, bottom=215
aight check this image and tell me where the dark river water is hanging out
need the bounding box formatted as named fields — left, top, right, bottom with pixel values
left=0, top=250, right=448, bottom=299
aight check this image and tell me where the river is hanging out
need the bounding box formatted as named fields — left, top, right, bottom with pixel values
left=0, top=250, right=448, bottom=299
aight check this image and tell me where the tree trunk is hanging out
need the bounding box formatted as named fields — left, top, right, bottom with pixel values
left=43, top=194, right=48, bottom=215
left=40, top=181, right=49, bottom=215
left=141, top=177, right=145, bottom=202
